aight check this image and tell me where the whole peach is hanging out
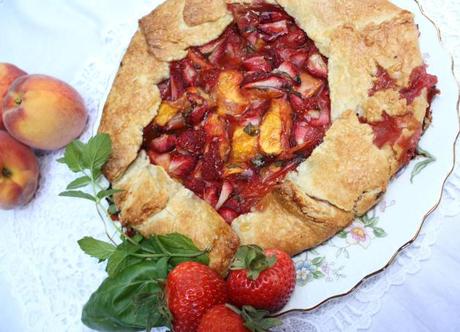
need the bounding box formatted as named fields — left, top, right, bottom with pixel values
left=0, top=63, right=27, bottom=129
left=2, top=74, right=88, bottom=150
left=0, top=130, right=39, bottom=210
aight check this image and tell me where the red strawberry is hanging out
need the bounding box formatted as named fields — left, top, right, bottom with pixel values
left=169, top=152, right=197, bottom=177
left=198, top=305, right=249, bottom=332
left=177, top=129, right=205, bottom=154
left=166, top=262, right=228, bottom=332
left=306, top=53, right=328, bottom=78
left=226, top=246, right=296, bottom=312
left=150, top=134, right=176, bottom=153
left=197, top=304, right=281, bottom=332
left=259, top=20, right=289, bottom=41
left=242, top=56, right=272, bottom=72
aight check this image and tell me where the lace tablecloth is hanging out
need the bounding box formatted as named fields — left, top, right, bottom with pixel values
left=0, top=0, right=459, bottom=331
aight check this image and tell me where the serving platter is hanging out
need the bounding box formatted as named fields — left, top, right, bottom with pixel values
left=89, top=0, right=460, bottom=317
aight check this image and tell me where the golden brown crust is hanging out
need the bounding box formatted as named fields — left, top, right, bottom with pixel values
left=99, top=0, right=432, bottom=273
left=98, top=31, right=169, bottom=181
left=287, top=111, right=391, bottom=213
left=113, top=151, right=239, bottom=275
left=139, top=0, right=232, bottom=62
left=232, top=182, right=353, bottom=255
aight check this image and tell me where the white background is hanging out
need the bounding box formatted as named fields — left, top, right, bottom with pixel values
left=0, top=0, right=459, bottom=331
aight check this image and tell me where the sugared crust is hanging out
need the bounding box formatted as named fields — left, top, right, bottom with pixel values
left=139, top=0, right=232, bottom=62
left=99, top=0, right=431, bottom=272
left=113, top=151, right=239, bottom=275
left=98, top=31, right=169, bottom=181
left=288, top=111, right=391, bottom=213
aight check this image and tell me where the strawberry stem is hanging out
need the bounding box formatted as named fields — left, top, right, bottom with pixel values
left=230, top=245, right=276, bottom=280
left=225, top=304, right=282, bottom=332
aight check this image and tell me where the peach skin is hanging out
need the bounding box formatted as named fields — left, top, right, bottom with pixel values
left=0, top=130, right=39, bottom=210
left=0, top=63, right=27, bottom=129
left=2, top=74, right=88, bottom=150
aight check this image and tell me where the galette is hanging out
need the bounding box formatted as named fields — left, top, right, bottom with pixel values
left=98, top=0, right=438, bottom=274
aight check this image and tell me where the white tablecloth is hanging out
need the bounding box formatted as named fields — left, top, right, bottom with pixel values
left=0, top=1, right=459, bottom=331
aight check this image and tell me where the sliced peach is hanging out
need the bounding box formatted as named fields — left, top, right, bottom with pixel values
left=259, top=98, right=292, bottom=155
left=230, top=125, right=259, bottom=162
left=155, top=102, right=180, bottom=126
left=215, top=70, right=247, bottom=116
left=294, top=72, right=323, bottom=99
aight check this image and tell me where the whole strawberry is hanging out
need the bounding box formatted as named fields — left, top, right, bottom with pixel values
left=166, top=261, right=227, bottom=332
left=197, top=304, right=281, bottom=332
left=226, top=246, right=296, bottom=312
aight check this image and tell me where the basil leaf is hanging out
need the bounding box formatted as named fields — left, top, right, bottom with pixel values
left=82, top=133, right=112, bottom=174
left=156, top=233, right=209, bottom=267
left=82, top=258, right=169, bottom=331
left=106, top=241, right=141, bottom=278
left=78, top=237, right=116, bottom=261
left=66, top=176, right=92, bottom=190
left=59, top=190, right=96, bottom=202
left=58, top=140, right=86, bottom=172
left=97, top=188, right=123, bottom=200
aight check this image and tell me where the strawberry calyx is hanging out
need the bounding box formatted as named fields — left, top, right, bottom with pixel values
left=230, top=245, right=276, bottom=280
left=226, top=304, right=282, bottom=332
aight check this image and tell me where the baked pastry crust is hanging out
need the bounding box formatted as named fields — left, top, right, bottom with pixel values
left=99, top=0, right=431, bottom=273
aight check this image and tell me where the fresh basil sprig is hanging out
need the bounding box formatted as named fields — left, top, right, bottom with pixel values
left=59, top=134, right=210, bottom=331
left=80, top=233, right=209, bottom=331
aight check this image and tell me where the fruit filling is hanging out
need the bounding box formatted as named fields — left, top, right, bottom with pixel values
left=143, top=3, right=331, bottom=222
left=143, top=2, right=438, bottom=222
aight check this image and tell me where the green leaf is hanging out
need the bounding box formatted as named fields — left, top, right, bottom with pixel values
left=59, top=190, right=96, bottom=202
left=311, top=257, right=324, bottom=266
left=230, top=245, right=276, bottom=280
left=337, top=230, right=348, bottom=238
left=78, top=237, right=116, bottom=261
left=106, top=241, right=141, bottom=278
left=81, top=133, right=112, bottom=175
left=82, top=258, right=170, bottom=331
left=66, top=176, right=92, bottom=190
left=312, top=271, right=325, bottom=279
left=373, top=227, right=387, bottom=238
left=108, top=203, right=119, bottom=215
left=59, top=140, right=86, bottom=172
left=410, top=158, right=436, bottom=183
left=97, top=188, right=123, bottom=200
left=155, top=233, right=209, bottom=267
left=240, top=305, right=282, bottom=332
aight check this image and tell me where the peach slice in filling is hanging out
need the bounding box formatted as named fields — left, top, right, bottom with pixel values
left=143, top=2, right=437, bottom=223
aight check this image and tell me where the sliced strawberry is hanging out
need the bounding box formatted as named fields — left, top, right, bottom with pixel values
left=177, top=129, right=205, bottom=154
left=198, top=34, right=226, bottom=55
left=289, top=93, right=306, bottom=112
left=187, top=49, right=213, bottom=70
left=309, top=88, right=331, bottom=127
left=306, top=53, right=328, bottom=78
left=293, top=122, right=324, bottom=147
left=151, top=134, right=176, bottom=153
left=208, top=37, right=227, bottom=66
left=198, top=68, right=221, bottom=92
left=295, top=72, right=323, bottom=99
left=242, top=56, right=272, bottom=72
left=274, top=61, right=300, bottom=84
left=202, top=139, right=224, bottom=181
left=158, top=79, right=171, bottom=100
left=240, top=100, right=270, bottom=126
left=215, top=181, right=233, bottom=210
left=147, top=150, right=171, bottom=170
left=259, top=20, right=289, bottom=41
left=169, top=152, right=197, bottom=177
left=245, top=31, right=266, bottom=51
left=189, top=105, right=210, bottom=125
left=259, top=8, right=291, bottom=23
left=274, top=27, right=307, bottom=49
left=203, top=182, right=220, bottom=207
left=182, top=60, right=198, bottom=86
left=170, top=62, right=185, bottom=100
left=229, top=4, right=259, bottom=34
left=164, top=113, right=186, bottom=131
left=218, top=207, right=239, bottom=224
left=242, top=74, right=290, bottom=92
left=184, top=177, right=205, bottom=195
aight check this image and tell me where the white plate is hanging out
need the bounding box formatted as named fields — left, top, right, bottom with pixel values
left=91, top=0, right=460, bottom=318
left=278, top=0, right=459, bottom=314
